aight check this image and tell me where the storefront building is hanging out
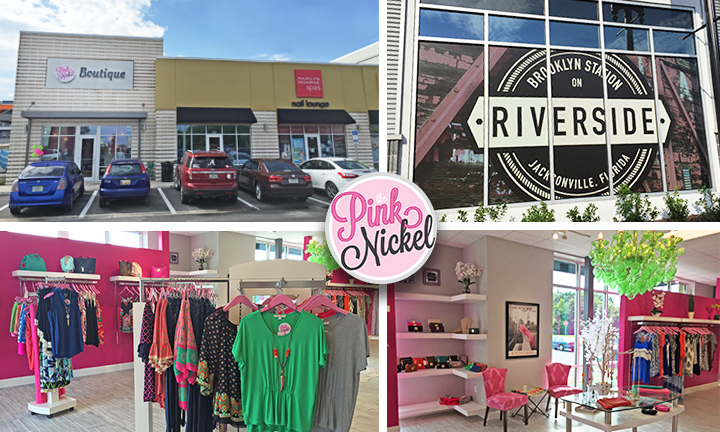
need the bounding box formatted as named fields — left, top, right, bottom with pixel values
left=6, top=32, right=379, bottom=181
left=387, top=0, right=720, bottom=220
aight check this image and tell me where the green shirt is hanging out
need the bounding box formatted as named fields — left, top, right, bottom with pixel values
left=232, top=310, right=328, bottom=432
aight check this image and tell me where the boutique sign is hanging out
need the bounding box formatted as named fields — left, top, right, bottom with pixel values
left=326, top=173, right=437, bottom=285
left=466, top=50, right=670, bottom=200
left=46, top=58, right=134, bottom=90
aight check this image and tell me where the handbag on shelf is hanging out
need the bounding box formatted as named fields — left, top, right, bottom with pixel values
left=439, top=397, right=460, bottom=406
left=60, top=256, right=74, bottom=273
left=413, top=358, right=426, bottom=370
left=429, top=322, right=445, bottom=333
left=407, top=320, right=423, bottom=332
left=151, top=265, right=169, bottom=278
left=459, top=395, right=473, bottom=405
left=131, top=262, right=143, bottom=278
left=425, top=356, right=437, bottom=368
left=449, top=360, right=463, bottom=368
left=20, top=254, right=46, bottom=272
left=74, top=256, right=96, bottom=274
left=469, top=328, right=480, bottom=334
left=119, top=260, right=132, bottom=276
left=399, top=357, right=413, bottom=372
left=436, top=355, right=450, bottom=369
left=449, top=355, right=459, bottom=362
left=460, top=355, right=469, bottom=366
left=405, top=364, right=418, bottom=372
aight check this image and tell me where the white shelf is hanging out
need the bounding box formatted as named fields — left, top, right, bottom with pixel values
left=451, top=369, right=485, bottom=380
left=398, top=368, right=453, bottom=379
left=454, top=401, right=485, bottom=417
left=109, top=276, right=140, bottom=283
left=396, top=332, right=487, bottom=340
left=628, top=315, right=720, bottom=325
left=398, top=402, right=454, bottom=419
left=396, top=292, right=487, bottom=303
left=170, top=270, right=218, bottom=276
left=12, top=270, right=101, bottom=281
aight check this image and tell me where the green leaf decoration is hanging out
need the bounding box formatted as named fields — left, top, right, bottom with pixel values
left=305, top=234, right=341, bottom=274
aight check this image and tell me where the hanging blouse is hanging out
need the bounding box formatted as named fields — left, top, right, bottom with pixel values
left=47, top=288, right=84, bottom=358
left=96, top=304, right=104, bottom=345
left=174, top=295, right=198, bottom=411
left=138, top=302, right=156, bottom=403
left=120, top=299, right=134, bottom=333
left=149, top=299, right=173, bottom=373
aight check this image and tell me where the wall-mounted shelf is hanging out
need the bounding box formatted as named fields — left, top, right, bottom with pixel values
left=109, top=276, right=140, bottom=283
left=398, top=401, right=485, bottom=419
left=398, top=368, right=484, bottom=380
left=326, top=282, right=379, bottom=289
left=12, top=270, right=101, bottom=281
left=396, top=292, right=487, bottom=303
left=628, top=315, right=720, bottom=325
left=396, top=332, right=487, bottom=340
left=170, top=270, right=218, bottom=277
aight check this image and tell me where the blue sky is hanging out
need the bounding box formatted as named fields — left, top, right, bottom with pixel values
left=0, top=0, right=379, bottom=100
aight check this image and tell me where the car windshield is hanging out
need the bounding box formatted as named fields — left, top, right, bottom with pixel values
left=263, top=161, right=301, bottom=172
left=335, top=160, right=369, bottom=170
left=22, top=165, right=65, bottom=178
left=191, top=157, right=233, bottom=168
left=108, top=164, right=143, bottom=176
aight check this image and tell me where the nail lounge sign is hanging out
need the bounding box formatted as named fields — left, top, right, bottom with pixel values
left=46, top=58, right=134, bottom=90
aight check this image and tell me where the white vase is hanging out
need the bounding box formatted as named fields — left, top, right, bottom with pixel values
left=689, top=312, right=695, bottom=319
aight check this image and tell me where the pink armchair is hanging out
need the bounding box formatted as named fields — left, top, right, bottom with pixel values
left=545, top=363, right=582, bottom=418
left=482, top=367, right=528, bottom=432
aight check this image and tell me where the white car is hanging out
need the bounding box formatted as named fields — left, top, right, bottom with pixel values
left=299, top=157, right=376, bottom=198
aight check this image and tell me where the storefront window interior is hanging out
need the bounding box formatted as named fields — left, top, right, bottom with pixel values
left=40, top=127, right=75, bottom=161
left=176, top=124, right=251, bottom=166
left=278, top=125, right=346, bottom=164
left=100, top=126, right=133, bottom=173
left=414, top=0, right=710, bottom=209
left=254, top=241, right=303, bottom=261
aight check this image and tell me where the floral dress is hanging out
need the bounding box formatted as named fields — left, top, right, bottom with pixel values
left=197, top=308, right=243, bottom=426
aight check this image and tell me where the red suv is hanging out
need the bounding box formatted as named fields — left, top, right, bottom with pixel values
left=174, top=151, right=238, bottom=204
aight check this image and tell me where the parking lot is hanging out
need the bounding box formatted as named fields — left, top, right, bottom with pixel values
left=0, top=184, right=333, bottom=222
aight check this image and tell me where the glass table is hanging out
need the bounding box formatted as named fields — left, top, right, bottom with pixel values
left=559, top=388, right=683, bottom=431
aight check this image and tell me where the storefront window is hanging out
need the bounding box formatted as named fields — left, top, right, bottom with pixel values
left=488, top=16, right=545, bottom=44
left=550, top=22, right=599, bottom=48
left=278, top=125, right=347, bottom=163
left=421, top=0, right=544, bottom=15
left=419, top=9, right=484, bottom=40
left=40, top=127, right=75, bottom=162
left=550, top=0, right=598, bottom=20
left=604, top=27, right=649, bottom=51
left=176, top=124, right=252, bottom=165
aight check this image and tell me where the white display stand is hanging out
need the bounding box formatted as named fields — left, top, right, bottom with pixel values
left=560, top=402, right=684, bottom=431
left=28, top=392, right=76, bottom=418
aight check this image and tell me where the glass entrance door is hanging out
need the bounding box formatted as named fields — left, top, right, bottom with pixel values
left=305, top=135, right=320, bottom=160
left=78, top=137, right=97, bottom=180
left=206, top=134, right=223, bottom=152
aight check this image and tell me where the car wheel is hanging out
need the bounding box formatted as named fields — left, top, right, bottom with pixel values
left=295, top=196, right=309, bottom=202
left=228, top=192, right=238, bottom=203
left=9, top=207, right=20, bottom=216
left=255, top=183, right=265, bottom=202
left=62, top=194, right=73, bottom=213
left=325, top=182, right=339, bottom=199
left=99, top=197, right=107, bottom=208
left=174, top=174, right=181, bottom=191
left=181, top=186, right=192, bottom=204
left=78, top=182, right=85, bottom=198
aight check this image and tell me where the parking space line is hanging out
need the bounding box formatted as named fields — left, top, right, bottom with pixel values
left=78, top=191, right=97, bottom=219
left=237, top=197, right=259, bottom=210
left=157, top=188, right=177, bottom=214
left=308, top=197, right=331, bottom=206
left=0, top=204, right=8, bottom=213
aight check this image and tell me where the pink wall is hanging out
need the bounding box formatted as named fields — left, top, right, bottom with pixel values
left=618, top=290, right=720, bottom=389
left=0, top=232, right=169, bottom=380
left=387, top=283, right=399, bottom=428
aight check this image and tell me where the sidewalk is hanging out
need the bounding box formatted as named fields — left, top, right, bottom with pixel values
left=0, top=180, right=173, bottom=195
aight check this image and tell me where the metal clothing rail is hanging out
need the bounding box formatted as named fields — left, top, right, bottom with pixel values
left=139, top=276, right=231, bottom=302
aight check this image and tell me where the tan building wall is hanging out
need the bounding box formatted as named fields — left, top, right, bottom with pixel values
left=7, top=32, right=162, bottom=179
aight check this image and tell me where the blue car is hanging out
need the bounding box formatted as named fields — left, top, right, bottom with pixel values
left=99, top=159, right=150, bottom=207
left=10, top=161, right=85, bottom=215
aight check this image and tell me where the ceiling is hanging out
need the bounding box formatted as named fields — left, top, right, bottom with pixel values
left=437, top=230, right=720, bottom=286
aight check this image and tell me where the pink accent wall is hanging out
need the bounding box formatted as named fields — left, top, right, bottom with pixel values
left=618, top=290, right=720, bottom=389
left=0, top=232, right=169, bottom=380
left=387, top=283, right=399, bottom=428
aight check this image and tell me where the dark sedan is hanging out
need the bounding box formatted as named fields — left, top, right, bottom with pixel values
left=9, top=161, right=85, bottom=215
left=237, top=159, right=313, bottom=201
left=99, top=159, right=151, bottom=207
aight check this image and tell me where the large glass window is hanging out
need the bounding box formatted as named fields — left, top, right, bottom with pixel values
left=419, top=9, right=484, bottom=40
left=488, top=16, right=545, bottom=44
left=255, top=241, right=304, bottom=261
left=603, top=3, right=693, bottom=29
left=277, top=125, right=346, bottom=160
left=40, top=127, right=75, bottom=161
left=421, top=0, right=544, bottom=15
left=604, top=26, right=649, bottom=51
left=108, top=231, right=143, bottom=248
left=370, top=123, right=379, bottom=170
left=550, top=22, right=599, bottom=48
left=550, top=0, right=598, bottom=20
left=177, top=124, right=251, bottom=165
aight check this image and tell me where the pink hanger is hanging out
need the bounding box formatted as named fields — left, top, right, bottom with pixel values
left=260, top=294, right=297, bottom=312
left=223, top=294, right=258, bottom=312
left=300, top=294, right=347, bottom=315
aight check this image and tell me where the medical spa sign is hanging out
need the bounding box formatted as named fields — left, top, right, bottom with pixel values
left=46, top=58, right=134, bottom=90
left=468, top=50, right=670, bottom=200
left=326, top=173, right=437, bottom=285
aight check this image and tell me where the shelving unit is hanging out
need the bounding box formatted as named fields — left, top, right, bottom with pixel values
left=396, top=289, right=487, bottom=419
left=12, top=270, right=101, bottom=281
left=628, top=315, right=720, bottom=325
left=169, top=269, right=218, bottom=277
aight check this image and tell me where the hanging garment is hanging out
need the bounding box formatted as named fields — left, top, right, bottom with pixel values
left=632, top=332, right=652, bottom=384
left=708, top=333, right=717, bottom=367
left=120, top=299, right=134, bottom=333
left=36, top=288, right=55, bottom=355
left=96, top=304, right=104, bottom=345
left=47, top=288, right=84, bottom=358
left=649, top=333, right=660, bottom=378
left=149, top=299, right=173, bottom=373
left=85, top=300, right=100, bottom=347
left=174, top=295, right=198, bottom=411
left=699, top=334, right=710, bottom=372
left=138, top=302, right=156, bottom=402
left=9, top=301, right=19, bottom=335
left=664, top=375, right=684, bottom=394
left=198, top=308, right=244, bottom=427
left=165, top=296, right=184, bottom=432
left=186, top=297, right=215, bottom=432
left=314, top=312, right=369, bottom=432
left=684, top=334, right=697, bottom=377
left=39, top=352, right=73, bottom=392
left=233, top=310, right=328, bottom=432
left=80, top=297, right=87, bottom=343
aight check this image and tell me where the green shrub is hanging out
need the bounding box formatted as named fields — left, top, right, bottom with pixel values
left=439, top=214, right=447, bottom=222
left=457, top=210, right=468, bottom=222
left=664, top=189, right=690, bottom=222
left=614, top=184, right=659, bottom=222
left=695, top=186, right=720, bottom=221
left=521, top=202, right=555, bottom=222
left=566, top=203, right=600, bottom=222
left=473, top=202, right=508, bottom=222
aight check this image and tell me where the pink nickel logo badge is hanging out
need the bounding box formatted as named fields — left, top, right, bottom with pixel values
left=326, top=173, right=437, bottom=284
left=55, top=65, right=75, bottom=83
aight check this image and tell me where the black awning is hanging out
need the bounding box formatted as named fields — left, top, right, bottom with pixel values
left=368, top=110, right=379, bottom=125
left=276, top=109, right=356, bottom=125
left=176, top=107, right=257, bottom=124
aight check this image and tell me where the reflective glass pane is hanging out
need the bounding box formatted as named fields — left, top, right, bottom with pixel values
left=237, top=135, right=251, bottom=153
left=319, top=125, right=332, bottom=134
left=50, top=127, right=60, bottom=136
left=277, top=125, right=290, bottom=134
left=80, top=126, right=97, bottom=135
left=117, top=126, right=131, bottom=136
left=419, top=9, right=484, bottom=40
left=333, top=135, right=347, bottom=157
left=222, top=125, right=236, bottom=134
left=550, top=0, right=597, bottom=20
left=237, top=125, right=250, bottom=134
left=42, top=126, right=51, bottom=135
left=60, top=127, right=75, bottom=135
left=603, top=3, right=693, bottom=29
left=488, top=16, right=545, bottom=44
left=604, top=26, right=649, bottom=51
left=550, top=22, right=599, bottom=48
left=192, top=134, right=205, bottom=150
left=653, top=31, right=695, bottom=55
left=189, top=125, right=206, bottom=134
left=101, top=126, right=116, bottom=135
left=321, top=135, right=334, bottom=157
left=291, top=126, right=304, bottom=134
left=304, top=125, right=319, bottom=133
left=207, top=125, right=221, bottom=133
left=58, top=137, right=74, bottom=161
left=177, top=125, right=187, bottom=133
left=332, top=125, right=344, bottom=134
left=421, top=0, right=543, bottom=15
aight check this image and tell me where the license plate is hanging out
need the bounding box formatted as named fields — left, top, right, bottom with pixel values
left=209, top=174, right=218, bottom=179
left=121, top=179, right=131, bottom=185
left=289, top=178, right=298, bottom=184
left=32, top=186, right=43, bottom=192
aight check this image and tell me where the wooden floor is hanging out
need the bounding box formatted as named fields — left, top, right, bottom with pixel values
left=400, top=385, right=720, bottom=432
left=0, top=339, right=379, bottom=431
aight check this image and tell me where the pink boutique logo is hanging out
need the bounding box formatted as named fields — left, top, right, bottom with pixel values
left=326, top=173, right=437, bottom=284
left=55, top=65, right=75, bottom=83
